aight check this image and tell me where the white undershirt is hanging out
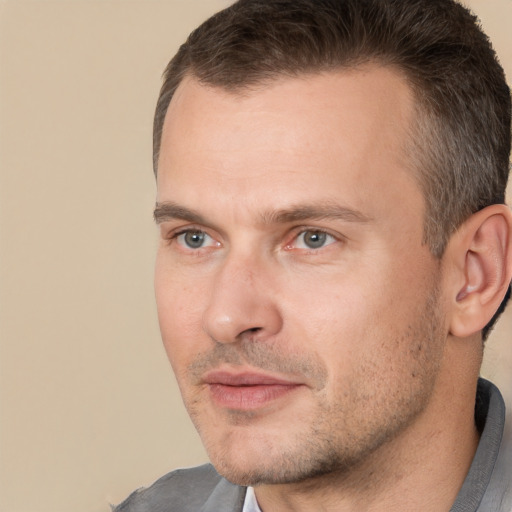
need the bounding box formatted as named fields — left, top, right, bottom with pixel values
left=242, top=486, right=262, bottom=512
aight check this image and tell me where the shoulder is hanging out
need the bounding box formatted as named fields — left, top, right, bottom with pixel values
left=112, top=463, right=243, bottom=512
left=471, top=379, right=512, bottom=511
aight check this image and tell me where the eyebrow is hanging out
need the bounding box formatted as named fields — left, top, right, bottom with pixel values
left=260, top=203, right=372, bottom=224
left=154, top=202, right=207, bottom=225
left=153, top=201, right=372, bottom=226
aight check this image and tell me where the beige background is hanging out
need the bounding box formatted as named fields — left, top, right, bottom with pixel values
left=0, top=1, right=511, bottom=511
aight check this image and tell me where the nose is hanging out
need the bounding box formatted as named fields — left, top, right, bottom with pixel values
left=202, top=253, right=283, bottom=344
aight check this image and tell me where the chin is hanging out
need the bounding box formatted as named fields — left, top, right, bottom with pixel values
left=211, top=450, right=356, bottom=487
left=202, top=428, right=354, bottom=487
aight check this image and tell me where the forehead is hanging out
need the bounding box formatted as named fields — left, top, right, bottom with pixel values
left=161, top=66, right=414, bottom=153
left=157, top=67, right=422, bottom=227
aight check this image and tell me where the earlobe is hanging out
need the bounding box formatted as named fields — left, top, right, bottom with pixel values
left=449, top=204, right=512, bottom=338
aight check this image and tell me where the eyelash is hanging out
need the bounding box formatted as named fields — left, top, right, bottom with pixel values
left=285, top=228, right=338, bottom=251
left=166, top=227, right=217, bottom=248
left=164, top=226, right=341, bottom=252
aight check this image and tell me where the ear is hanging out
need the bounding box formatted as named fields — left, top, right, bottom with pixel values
left=447, top=204, right=512, bottom=338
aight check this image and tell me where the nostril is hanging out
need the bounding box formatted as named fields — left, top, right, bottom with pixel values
left=237, top=326, right=263, bottom=339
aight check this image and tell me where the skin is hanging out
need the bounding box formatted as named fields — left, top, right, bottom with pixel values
left=154, top=67, right=484, bottom=511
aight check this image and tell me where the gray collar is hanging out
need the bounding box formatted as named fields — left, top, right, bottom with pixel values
left=200, top=476, right=247, bottom=512
left=450, top=378, right=507, bottom=512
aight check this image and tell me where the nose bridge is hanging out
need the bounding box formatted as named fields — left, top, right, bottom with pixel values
left=202, top=248, right=282, bottom=344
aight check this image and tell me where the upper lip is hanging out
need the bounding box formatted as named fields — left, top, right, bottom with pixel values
left=202, top=370, right=302, bottom=387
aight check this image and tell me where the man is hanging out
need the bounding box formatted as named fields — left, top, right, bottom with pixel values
left=115, top=0, right=512, bottom=510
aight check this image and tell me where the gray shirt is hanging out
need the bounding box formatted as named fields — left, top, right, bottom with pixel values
left=452, top=378, right=511, bottom=511
left=114, top=378, right=510, bottom=512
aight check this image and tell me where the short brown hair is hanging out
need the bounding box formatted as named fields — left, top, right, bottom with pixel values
left=153, top=0, right=511, bottom=337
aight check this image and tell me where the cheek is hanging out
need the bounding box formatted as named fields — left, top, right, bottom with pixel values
left=282, top=261, right=425, bottom=376
left=281, top=276, right=376, bottom=384
left=284, top=268, right=379, bottom=337
left=154, top=262, right=210, bottom=374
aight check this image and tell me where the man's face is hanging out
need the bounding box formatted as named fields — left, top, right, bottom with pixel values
left=154, top=68, right=447, bottom=485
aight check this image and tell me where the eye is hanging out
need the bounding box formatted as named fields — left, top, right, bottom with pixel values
left=176, top=230, right=217, bottom=249
left=292, top=230, right=336, bottom=250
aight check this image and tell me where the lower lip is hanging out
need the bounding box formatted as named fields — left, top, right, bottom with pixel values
left=208, top=383, right=301, bottom=410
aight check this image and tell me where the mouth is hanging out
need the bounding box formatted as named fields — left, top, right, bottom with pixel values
left=202, top=370, right=305, bottom=411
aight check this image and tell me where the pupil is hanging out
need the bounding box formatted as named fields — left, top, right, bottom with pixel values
left=185, top=231, right=205, bottom=248
left=305, top=231, right=326, bottom=248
